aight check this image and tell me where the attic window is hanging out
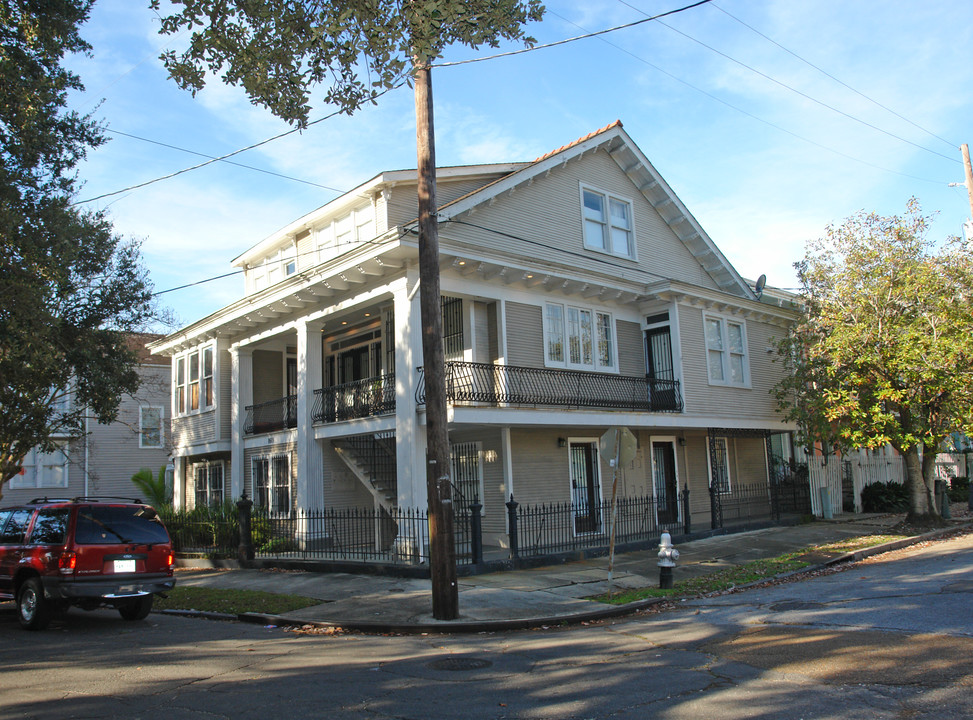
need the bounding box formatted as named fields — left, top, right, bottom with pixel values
left=581, top=185, right=635, bottom=259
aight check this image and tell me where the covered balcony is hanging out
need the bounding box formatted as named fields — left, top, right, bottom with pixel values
left=417, top=361, right=683, bottom=412
left=244, top=396, right=297, bottom=435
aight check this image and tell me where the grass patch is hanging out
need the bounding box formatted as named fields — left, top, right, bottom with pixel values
left=155, top=586, right=320, bottom=615
left=594, top=532, right=910, bottom=606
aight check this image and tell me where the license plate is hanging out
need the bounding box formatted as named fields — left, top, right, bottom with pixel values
left=113, top=559, right=136, bottom=573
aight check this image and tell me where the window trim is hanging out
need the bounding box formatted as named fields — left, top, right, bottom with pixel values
left=579, top=184, right=636, bottom=260
left=193, top=460, right=224, bottom=509
left=139, top=406, right=165, bottom=449
left=173, top=344, right=217, bottom=417
left=252, top=453, right=292, bottom=517
left=10, top=445, right=69, bottom=489
left=703, top=313, right=751, bottom=388
left=543, top=302, right=617, bottom=373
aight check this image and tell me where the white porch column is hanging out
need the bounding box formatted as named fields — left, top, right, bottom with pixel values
left=172, top=456, right=185, bottom=510
left=230, top=347, right=252, bottom=500
left=296, top=319, right=325, bottom=511
left=394, top=276, right=427, bottom=510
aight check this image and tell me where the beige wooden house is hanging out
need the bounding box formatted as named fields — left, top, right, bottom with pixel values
left=149, top=122, right=801, bottom=555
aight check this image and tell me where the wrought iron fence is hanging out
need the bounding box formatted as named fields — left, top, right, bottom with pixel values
left=511, top=494, right=686, bottom=559
left=713, top=482, right=775, bottom=528
left=312, top=373, right=396, bottom=424
left=244, top=395, right=297, bottom=435
left=166, top=504, right=478, bottom=566
left=417, top=361, right=682, bottom=412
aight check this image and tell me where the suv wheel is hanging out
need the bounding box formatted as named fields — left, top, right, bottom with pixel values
left=118, top=595, right=154, bottom=621
left=18, top=578, right=52, bottom=631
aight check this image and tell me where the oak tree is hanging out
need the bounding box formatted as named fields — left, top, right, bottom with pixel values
left=0, top=0, right=155, bottom=499
left=149, top=0, right=543, bottom=619
left=775, top=200, right=973, bottom=523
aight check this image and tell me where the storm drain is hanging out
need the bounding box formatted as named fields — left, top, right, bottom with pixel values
left=769, top=601, right=826, bottom=612
left=426, top=657, right=494, bottom=672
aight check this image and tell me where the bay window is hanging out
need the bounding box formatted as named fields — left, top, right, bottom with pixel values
left=174, top=345, right=216, bottom=415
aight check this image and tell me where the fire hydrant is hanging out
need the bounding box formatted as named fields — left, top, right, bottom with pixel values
left=658, top=532, right=679, bottom=589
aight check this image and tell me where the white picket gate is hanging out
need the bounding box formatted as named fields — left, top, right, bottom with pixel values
left=807, top=453, right=906, bottom=516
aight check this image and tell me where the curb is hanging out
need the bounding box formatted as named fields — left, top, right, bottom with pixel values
left=163, top=522, right=973, bottom=635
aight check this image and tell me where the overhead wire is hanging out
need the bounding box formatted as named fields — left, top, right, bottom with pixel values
left=73, top=81, right=408, bottom=206
left=616, top=0, right=960, bottom=165
left=431, top=0, right=714, bottom=68
left=544, top=8, right=944, bottom=185
left=710, top=3, right=958, bottom=150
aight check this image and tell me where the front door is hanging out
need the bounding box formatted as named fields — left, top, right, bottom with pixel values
left=569, top=442, right=601, bottom=534
left=652, top=441, right=680, bottom=525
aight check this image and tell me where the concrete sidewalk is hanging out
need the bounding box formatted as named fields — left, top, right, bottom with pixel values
left=170, top=511, right=971, bottom=633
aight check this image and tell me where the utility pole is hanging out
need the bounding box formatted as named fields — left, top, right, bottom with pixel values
left=413, top=62, right=458, bottom=620
left=958, top=144, right=973, bottom=244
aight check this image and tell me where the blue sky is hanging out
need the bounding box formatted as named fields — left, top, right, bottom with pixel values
left=68, top=1, right=973, bottom=329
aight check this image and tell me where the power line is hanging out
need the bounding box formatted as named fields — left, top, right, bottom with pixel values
left=710, top=3, right=957, bottom=150
left=106, top=128, right=347, bottom=193
left=547, top=10, right=943, bottom=185
left=74, top=82, right=407, bottom=206
left=616, top=0, right=960, bottom=165
left=431, top=0, right=714, bottom=68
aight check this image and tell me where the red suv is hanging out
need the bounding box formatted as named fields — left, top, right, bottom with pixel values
left=0, top=497, right=176, bottom=630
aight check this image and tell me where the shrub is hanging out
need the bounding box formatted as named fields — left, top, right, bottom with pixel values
left=860, top=481, right=909, bottom=513
left=947, top=476, right=969, bottom=503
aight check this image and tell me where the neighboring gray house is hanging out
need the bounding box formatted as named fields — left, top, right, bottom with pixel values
left=4, top=334, right=172, bottom=504
left=150, top=122, right=800, bottom=550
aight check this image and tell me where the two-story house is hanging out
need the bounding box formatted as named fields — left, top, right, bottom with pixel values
left=4, top=334, right=172, bottom=504
left=149, top=122, right=800, bottom=557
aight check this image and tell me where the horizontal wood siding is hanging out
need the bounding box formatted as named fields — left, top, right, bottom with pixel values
left=85, top=364, right=172, bottom=498
left=172, top=410, right=217, bottom=447
left=252, top=349, right=283, bottom=405
left=383, top=177, right=507, bottom=229
left=321, top=442, right=379, bottom=511
left=438, top=149, right=722, bottom=292
left=504, top=302, right=544, bottom=368
left=678, top=305, right=786, bottom=422
left=734, top=437, right=769, bottom=488
left=616, top=319, right=644, bottom=376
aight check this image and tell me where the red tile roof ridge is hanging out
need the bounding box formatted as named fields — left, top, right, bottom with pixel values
left=533, top=120, right=623, bottom=163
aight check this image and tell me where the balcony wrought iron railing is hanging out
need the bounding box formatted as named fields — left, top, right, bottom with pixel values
left=312, top=373, right=396, bottom=424
left=244, top=395, right=297, bottom=435
left=417, top=361, right=682, bottom=413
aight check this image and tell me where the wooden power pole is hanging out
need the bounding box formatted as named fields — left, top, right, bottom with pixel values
left=962, top=144, right=973, bottom=220
left=413, top=62, right=459, bottom=620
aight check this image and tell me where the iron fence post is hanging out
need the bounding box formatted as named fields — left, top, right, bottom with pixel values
left=506, top=494, right=519, bottom=560
left=470, top=502, right=483, bottom=564
left=681, top=485, right=691, bottom=535
left=237, top=493, right=254, bottom=561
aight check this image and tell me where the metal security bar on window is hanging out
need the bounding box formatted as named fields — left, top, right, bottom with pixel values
left=416, top=361, right=682, bottom=412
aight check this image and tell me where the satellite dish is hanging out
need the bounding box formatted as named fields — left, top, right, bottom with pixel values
left=754, top=274, right=767, bottom=298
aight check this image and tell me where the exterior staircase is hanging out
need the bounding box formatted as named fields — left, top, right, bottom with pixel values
left=332, top=432, right=398, bottom=514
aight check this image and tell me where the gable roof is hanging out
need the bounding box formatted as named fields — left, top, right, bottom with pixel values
left=438, top=121, right=755, bottom=300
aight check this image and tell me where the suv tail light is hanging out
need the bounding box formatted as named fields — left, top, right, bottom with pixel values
left=166, top=552, right=175, bottom=569
left=59, top=552, right=77, bottom=574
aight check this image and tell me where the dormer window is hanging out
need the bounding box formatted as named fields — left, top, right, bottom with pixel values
left=581, top=185, right=635, bottom=259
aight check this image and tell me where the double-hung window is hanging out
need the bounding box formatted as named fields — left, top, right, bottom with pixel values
left=174, top=346, right=216, bottom=415
left=704, top=314, right=749, bottom=387
left=11, top=446, right=69, bottom=489
left=544, top=303, right=616, bottom=372
left=139, top=407, right=164, bottom=448
left=253, top=454, right=291, bottom=515
left=193, top=461, right=224, bottom=508
left=581, top=186, right=635, bottom=259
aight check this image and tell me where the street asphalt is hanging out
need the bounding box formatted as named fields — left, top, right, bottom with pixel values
left=170, top=509, right=973, bottom=633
